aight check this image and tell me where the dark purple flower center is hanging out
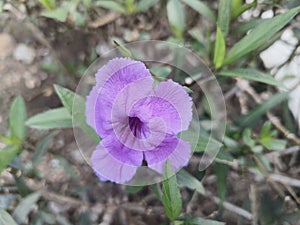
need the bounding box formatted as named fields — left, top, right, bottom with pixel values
left=128, top=116, right=150, bottom=139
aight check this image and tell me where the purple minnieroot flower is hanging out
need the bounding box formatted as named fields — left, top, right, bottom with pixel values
left=86, top=58, right=193, bottom=184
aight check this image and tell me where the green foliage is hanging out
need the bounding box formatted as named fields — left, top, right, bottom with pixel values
left=213, top=27, right=226, bottom=69
left=238, top=92, right=289, bottom=128
left=54, top=85, right=100, bottom=143
left=0, top=145, right=20, bottom=174
left=40, top=0, right=56, bottom=10
left=32, top=131, right=59, bottom=166
left=224, top=6, right=300, bottom=65
left=12, top=192, right=41, bottom=224
left=258, top=122, right=287, bottom=151
left=177, top=169, right=205, bottom=195
left=217, top=68, right=285, bottom=88
left=181, top=0, right=216, bottom=23
left=231, top=0, right=257, bottom=20
left=0, top=208, right=18, bottom=225
left=167, top=0, right=186, bottom=38
left=162, top=161, right=182, bottom=221
left=9, top=96, right=27, bottom=144
left=217, top=0, right=232, bottom=37
left=26, top=108, right=73, bottom=129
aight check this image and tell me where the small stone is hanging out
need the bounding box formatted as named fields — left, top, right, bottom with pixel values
left=0, top=33, right=15, bottom=59
left=13, top=43, right=36, bottom=64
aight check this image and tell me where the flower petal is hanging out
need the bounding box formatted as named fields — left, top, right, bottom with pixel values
left=91, top=143, right=139, bottom=184
left=86, top=58, right=152, bottom=137
left=144, top=136, right=191, bottom=173
left=102, top=135, right=143, bottom=166
left=154, top=80, right=193, bottom=132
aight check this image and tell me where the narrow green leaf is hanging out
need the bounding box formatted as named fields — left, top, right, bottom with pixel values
left=217, top=0, right=232, bottom=37
left=12, top=192, right=41, bottom=224
left=113, top=40, right=134, bottom=58
left=150, top=66, right=172, bottom=79
left=242, top=129, right=256, bottom=147
left=233, top=18, right=268, bottom=35
left=177, top=169, right=205, bottom=194
left=238, top=92, right=289, bottom=128
left=40, top=0, right=56, bottom=10
left=54, top=85, right=100, bottom=143
left=9, top=96, right=27, bottom=143
left=42, top=7, right=68, bottom=22
left=167, top=0, right=186, bottom=38
left=218, top=68, right=285, bottom=88
left=231, top=0, right=257, bottom=20
left=213, top=27, right=226, bottom=69
left=26, top=108, right=72, bottom=129
left=181, top=0, right=216, bottom=23
left=0, top=145, right=20, bottom=174
left=162, top=160, right=182, bottom=221
left=32, top=131, right=59, bottom=166
left=94, top=1, right=126, bottom=13
left=0, top=208, right=18, bottom=225
left=215, top=162, right=228, bottom=204
left=136, top=0, right=159, bottom=12
left=224, top=6, right=300, bottom=65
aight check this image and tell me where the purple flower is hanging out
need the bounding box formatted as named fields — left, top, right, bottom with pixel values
left=86, top=58, right=193, bottom=184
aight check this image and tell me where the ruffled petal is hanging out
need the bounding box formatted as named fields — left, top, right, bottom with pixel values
left=153, top=80, right=193, bottom=132
left=91, top=143, right=139, bottom=184
left=145, top=138, right=191, bottom=173
left=102, top=135, right=143, bottom=166
left=129, top=96, right=181, bottom=134
left=86, top=58, right=152, bottom=136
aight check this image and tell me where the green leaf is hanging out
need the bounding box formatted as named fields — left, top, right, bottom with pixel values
left=150, top=66, right=172, bottom=79
left=224, top=6, right=300, bottom=65
left=0, top=145, right=20, bottom=173
left=238, top=92, right=289, bottom=128
left=9, top=96, right=27, bottom=143
left=213, top=27, right=226, bottom=69
left=162, top=160, right=182, bottom=221
left=242, top=129, right=256, bottom=147
left=181, top=0, right=216, bottom=23
left=177, top=169, right=205, bottom=195
left=42, top=7, right=68, bottom=22
left=167, top=0, right=186, bottom=38
left=113, top=40, right=134, bottom=58
left=217, top=0, right=232, bottom=37
left=182, top=216, right=225, bottom=225
left=136, top=0, right=159, bottom=12
left=217, top=68, right=285, bottom=88
left=259, top=137, right=287, bottom=151
left=233, top=18, right=268, bottom=35
left=12, top=192, right=41, bottom=224
left=179, top=130, right=223, bottom=153
left=125, top=185, right=145, bottom=194
left=32, top=131, right=59, bottom=166
left=94, top=1, right=126, bottom=13
left=0, top=208, right=18, bottom=225
left=40, top=0, right=56, bottom=10
left=231, top=0, right=257, bottom=20
left=54, top=85, right=100, bottom=143
left=26, top=108, right=72, bottom=129
left=215, top=162, right=228, bottom=204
